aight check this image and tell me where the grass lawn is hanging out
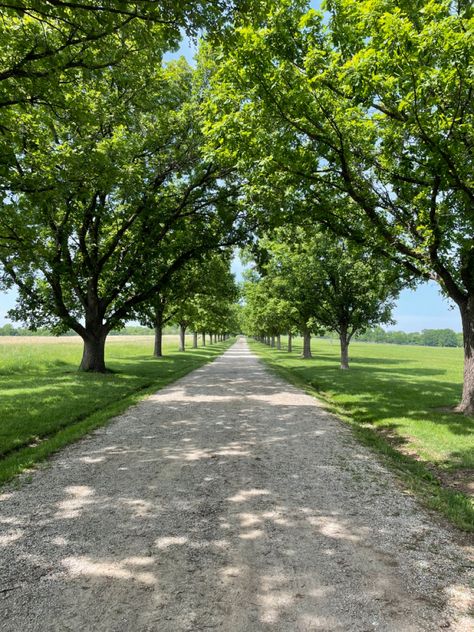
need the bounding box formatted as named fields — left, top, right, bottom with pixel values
left=250, top=337, right=474, bottom=531
left=0, top=334, right=233, bottom=485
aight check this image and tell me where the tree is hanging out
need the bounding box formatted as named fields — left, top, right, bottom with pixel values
left=135, top=287, right=180, bottom=358
left=242, top=271, right=296, bottom=349
left=254, top=227, right=401, bottom=368
left=0, top=0, right=266, bottom=113
left=0, top=57, right=241, bottom=371
left=243, top=240, right=324, bottom=359
left=136, top=251, right=238, bottom=355
left=208, top=0, right=474, bottom=411
left=189, top=258, right=240, bottom=345
left=421, top=329, right=459, bottom=348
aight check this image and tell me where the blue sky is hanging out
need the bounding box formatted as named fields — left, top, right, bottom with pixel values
left=0, top=3, right=463, bottom=333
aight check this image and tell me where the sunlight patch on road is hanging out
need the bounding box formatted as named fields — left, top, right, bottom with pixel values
left=55, top=485, right=95, bottom=519
left=239, top=529, right=264, bottom=540
left=307, top=515, right=362, bottom=542
left=228, top=489, right=271, bottom=503
left=258, top=573, right=294, bottom=624
left=155, top=536, right=188, bottom=549
left=0, top=529, right=23, bottom=546
left=62, top=555, right=157, bottom=585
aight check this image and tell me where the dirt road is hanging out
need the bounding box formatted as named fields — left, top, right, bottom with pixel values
left=0, top=338, right=472, bottom=631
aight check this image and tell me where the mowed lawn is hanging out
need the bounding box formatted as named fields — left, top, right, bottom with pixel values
left=0, top=335, right=232, bottom=483
left=251, top=338, right=474, bottom=529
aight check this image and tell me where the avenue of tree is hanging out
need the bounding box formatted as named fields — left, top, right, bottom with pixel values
left=207, top=0, right=474, bottom=413
left=242, top=227, right=403, bottom=369
left=0, top=1, right=472, bottom=415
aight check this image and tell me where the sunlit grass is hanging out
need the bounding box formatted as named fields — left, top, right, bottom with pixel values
left=251, top=338, right=473, bottom=531
left=0, top=335, right=232, bottom=483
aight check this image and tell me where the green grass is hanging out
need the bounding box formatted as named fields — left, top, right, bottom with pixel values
left=0, top=335, right=233, bottom=485
left=250, top=338, right=474, bottom=532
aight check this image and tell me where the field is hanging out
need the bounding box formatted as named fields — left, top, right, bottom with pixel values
left=251, top=337, right=474, bottom=530
left=0, top=335, right=232, bottom=484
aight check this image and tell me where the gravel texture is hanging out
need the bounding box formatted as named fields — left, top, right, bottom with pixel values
left=0, top=338, right=472, bottom=631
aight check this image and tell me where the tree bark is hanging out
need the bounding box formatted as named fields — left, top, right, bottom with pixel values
left=270, top=335, right=275, bottom=348
left=179, top=324, right=186, bottom=352
left=288, top=332, right=292, bottom=353
left=339, top=329, right=350, bottom=370
left=192, top=332, right=198, bottom=348
left=210, top=333, right=213, bottom=344
left=302, top=328, right=312, bottom=359
left=154, top=310, right=163, bottom=358
left=202, top=331, right=206, bottom=346
left=79, top=330, right=108, bottom=372
left=276, top=334, right=281, bottom=350
left=457, top=298, right=474, bottom=413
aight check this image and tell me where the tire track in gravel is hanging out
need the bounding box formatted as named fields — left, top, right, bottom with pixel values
left=0, top=338, right=472, bottom=631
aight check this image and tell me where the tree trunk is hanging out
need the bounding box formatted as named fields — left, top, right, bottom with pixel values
left=210, top=333, right=213, bottom=344
left=79, top=330, right=107, bottom=372
left=457, top=299, right=474, bottom=413
left=288, top=333, right=292, bottom=353
left=192, top=332, right=198, bottom=349
left=270, top=335, right=275, bottom=348
left=154, top=310, right=163, bottom=357
left=339, top=329, right=350, bottom=370
left=302, top=329, right=312, bottom=359
left=202, top=331, right=206, bottom=346
left=276, top=334, right=281, bottom=350
left=179, top=324, right=186, bottom=352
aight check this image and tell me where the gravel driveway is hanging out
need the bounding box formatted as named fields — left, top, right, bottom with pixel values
left=0, top=338, right=472, bottom=631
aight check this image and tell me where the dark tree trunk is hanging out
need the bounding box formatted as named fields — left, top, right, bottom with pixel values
left=79, top=330, right=108, bottom=372
left=270, top=335, right=275, bottom=348
left=276, top=334, right=281, bottom=350
left=210, top=333, right=213, bottom=344
left=202, top=331, right=206, bottom=346
left=339, top=328, right=350, bottom=370
left=288, top=332, right=292, bottom=353
left=302, top=328, right=312, bottom=359
left=154, top=310, right=163, bottom=357
left=192, top=332, right=198, bottom=348
left=179, top=324, right=186, bottom=352
left=154, top=326, right=163, bottom=357
left=457, top=298, right=474, bottom=413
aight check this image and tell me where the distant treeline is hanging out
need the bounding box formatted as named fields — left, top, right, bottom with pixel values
left=0, top=324, right=180, bottom=337
left=354, top=326, right=462, bottom=348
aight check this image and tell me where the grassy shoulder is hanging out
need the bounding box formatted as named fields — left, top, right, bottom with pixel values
left=249, top=338, right=474, bottom=532
left=0, top=335, right=234, bottom=485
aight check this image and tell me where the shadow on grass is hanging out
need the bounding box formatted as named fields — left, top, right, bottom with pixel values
left=283, top=361, right=469, bottom=435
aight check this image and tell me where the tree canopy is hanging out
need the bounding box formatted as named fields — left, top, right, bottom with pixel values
left=206, top=0, right=474, bottom=409
left=0, top=54, right=241, bottom=371
left=243, top=226, right=402, bottom=366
